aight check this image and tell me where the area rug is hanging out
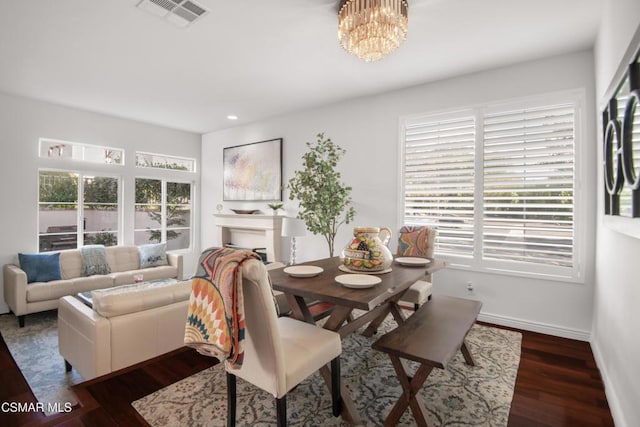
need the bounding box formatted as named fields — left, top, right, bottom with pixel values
left=133, top=320, right=522, bottom=426
left=0, top=310, right=83, bottom=414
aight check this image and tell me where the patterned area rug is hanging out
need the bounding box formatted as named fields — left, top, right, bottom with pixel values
left=133, top=319, right=522, bottom=426
left=0, top=310, right=83, bottom=414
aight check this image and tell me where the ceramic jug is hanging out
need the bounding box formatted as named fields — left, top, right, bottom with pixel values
left=341, top=227, right=393, bottom=272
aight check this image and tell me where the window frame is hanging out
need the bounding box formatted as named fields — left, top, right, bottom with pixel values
left=133, top=176, right=194, bottom=252
left=38, top=169, right=122, bottom=252
left=398, top=90, right=587, bottom=283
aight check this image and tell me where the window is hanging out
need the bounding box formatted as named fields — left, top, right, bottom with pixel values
left=40, top=138, right=123, bottom=165
left=136, top=151, right=195, bottom=172
left=134, top=178, right=192, bottom=250
left=401, top=91, right=583, bottom=280
left=403, top=113, right=476, bottom=258
left=39, top=171, right=119, bottom=252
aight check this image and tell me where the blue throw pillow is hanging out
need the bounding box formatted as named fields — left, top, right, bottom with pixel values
left=139, top=243, right=168, bottom=268
left=18, top=252, right=62, bottom=284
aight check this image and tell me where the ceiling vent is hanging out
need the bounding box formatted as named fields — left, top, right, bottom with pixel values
left=136, top=0, right=208, bottom=28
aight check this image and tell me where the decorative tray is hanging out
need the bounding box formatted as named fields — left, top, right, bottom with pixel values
left=230, top=209, right=259, bottom=215
left=338, top=265, right=391, bottom=275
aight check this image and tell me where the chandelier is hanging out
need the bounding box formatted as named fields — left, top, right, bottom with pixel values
left=338, top=0, right=409, bottom=62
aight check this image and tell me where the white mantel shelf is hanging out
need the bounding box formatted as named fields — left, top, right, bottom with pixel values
left=214, top=214, right=283, bottom=262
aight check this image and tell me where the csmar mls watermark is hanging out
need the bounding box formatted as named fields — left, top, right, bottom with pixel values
left=2, top=401, right=73, bottom=413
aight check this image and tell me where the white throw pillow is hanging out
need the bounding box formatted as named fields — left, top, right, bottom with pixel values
left=139, top=243, right=168, bottom=268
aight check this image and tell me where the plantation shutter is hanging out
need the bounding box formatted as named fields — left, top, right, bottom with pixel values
left=403, top=114, right=476, bottom=257
left=482, top=103, right=576, bottom=268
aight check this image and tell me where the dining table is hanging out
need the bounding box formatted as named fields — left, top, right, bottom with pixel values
left=268, top=255, right=446, bottom=425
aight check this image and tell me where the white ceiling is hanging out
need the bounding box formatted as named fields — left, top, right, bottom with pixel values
left=0, top=0, right=603, bottom=134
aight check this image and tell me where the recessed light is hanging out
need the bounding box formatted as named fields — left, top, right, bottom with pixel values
left=227, top=115, right=238, bottom=120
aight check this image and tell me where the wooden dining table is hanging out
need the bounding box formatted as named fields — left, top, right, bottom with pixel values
left=268, top=256, right=445, bottom=425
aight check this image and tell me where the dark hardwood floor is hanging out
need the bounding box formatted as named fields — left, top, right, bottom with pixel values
left=0, top=323, right=614, bottom=427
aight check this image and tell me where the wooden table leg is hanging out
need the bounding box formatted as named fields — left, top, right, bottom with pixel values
left=385, top=355, right=434, bottom=427
left=362, top=301, right=408, bottom=338
left=323, top=306, right=354, bottom=332
left=285, top=294, right=314, bottom=324
left=389, top=302, right=408, bottom=325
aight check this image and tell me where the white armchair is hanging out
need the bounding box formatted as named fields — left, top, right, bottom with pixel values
left=226, top=259, right=342, bottom=426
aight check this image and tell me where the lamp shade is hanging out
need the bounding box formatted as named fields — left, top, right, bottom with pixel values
left=281, top=217, right=307, bottom=237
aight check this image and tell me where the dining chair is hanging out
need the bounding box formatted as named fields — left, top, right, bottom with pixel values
left=397, top=225, right=437, bottom=311
left=226, top=258, right=342, bottom=426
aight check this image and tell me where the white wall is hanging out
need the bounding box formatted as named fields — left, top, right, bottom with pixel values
left=202, top=50, right=597, bottom=340
left=593, top=1, right=640, bottom=426
left=0, top=92, right=202, bottom=313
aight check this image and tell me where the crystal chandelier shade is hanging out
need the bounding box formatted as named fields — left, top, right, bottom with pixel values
left=338, top=0, right=409, bottom=62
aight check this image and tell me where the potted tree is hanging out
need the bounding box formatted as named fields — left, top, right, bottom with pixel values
left=288, top=133, right=356, bottom=257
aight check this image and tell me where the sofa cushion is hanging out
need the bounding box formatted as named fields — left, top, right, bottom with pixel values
left=81, top=245, right=111, bottom=276
left=18, top=252, right=62, bottom=283
left=26, top=274, right=113, bottom=303
left=139, top=243, right=168, bottom=268
left=106, top=246, right=140, bottom=273
left=59, top=250, right=83, bottom=279
left=91, top=279, right=191, bottom=318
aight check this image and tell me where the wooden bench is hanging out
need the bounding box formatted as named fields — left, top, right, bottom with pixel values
left=372, top=295, right=482, bottom=427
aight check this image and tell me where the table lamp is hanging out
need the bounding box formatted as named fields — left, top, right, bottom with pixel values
left=281, top=217, right=307, bottom=265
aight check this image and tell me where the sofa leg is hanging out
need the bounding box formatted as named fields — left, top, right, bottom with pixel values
left=65, top=360, right=72, bottom=373
left=18, top=315, right=25, bottom=328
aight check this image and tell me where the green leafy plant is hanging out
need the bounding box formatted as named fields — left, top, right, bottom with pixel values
left=267, top=202, right=284, bottom=213
left=288, top=133, right=356, bottom=257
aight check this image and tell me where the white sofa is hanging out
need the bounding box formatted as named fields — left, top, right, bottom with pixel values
left=58, top=279, right=191, bottom=380
left=3, top=245, right=183, bottom=327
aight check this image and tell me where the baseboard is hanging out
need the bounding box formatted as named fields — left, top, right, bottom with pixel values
left=478, top=312, right=591, bottom=341
left=591, top=336, right=629, bottom=427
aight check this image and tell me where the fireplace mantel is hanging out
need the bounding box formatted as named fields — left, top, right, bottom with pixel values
left=214, top=214, right=283, bottom=262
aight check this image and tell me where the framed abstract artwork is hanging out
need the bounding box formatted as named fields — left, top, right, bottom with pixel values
left=223, top=138, right=282, bottom=201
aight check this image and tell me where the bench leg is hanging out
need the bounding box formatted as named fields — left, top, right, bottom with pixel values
left=385, top=355, right=433, bottom=427
left=461, top=339, right=476, bottom=366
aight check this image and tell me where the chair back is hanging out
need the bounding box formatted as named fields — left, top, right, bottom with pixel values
left=224, top=258, right=287, bottom=397
left=397, top=225, right=437, bottom=258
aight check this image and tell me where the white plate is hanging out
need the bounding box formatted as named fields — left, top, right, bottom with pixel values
left=335, top=274, right=382, bottom=289
left=283, top=265, right=324, bottom=278
left=395, top=257, right=431, bottom=267
left=339, top=265, right=392, bottom=275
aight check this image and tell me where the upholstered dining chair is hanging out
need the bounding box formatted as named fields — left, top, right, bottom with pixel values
left=397, top=225, right=437, bottom=311
left=226, top=258, right=342, bottom=426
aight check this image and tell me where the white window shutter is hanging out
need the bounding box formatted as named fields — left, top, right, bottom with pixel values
left=403, top=114, right=476, bottom=257
left=482, top=104, right=575, bottom=268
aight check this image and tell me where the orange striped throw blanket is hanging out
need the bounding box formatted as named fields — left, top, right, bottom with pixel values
left=184, top=247, right=260, bottom=368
